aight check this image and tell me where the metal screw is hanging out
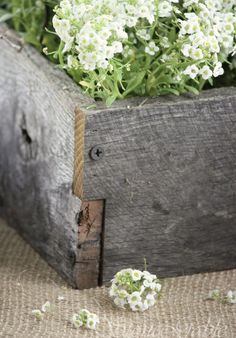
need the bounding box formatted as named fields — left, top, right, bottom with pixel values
left=89, top=146, right=104, bottom=161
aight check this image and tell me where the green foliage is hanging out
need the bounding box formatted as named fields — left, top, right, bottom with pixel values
left=0, top=0, right=235, bottom=104
left=0, top=0, right=59, bottom=53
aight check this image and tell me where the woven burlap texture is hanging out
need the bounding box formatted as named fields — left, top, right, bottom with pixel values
left=0, top=219, right=235, bottom=338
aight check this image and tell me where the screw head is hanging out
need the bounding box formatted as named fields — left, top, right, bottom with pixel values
left=89, top=146, right=104, bottom=161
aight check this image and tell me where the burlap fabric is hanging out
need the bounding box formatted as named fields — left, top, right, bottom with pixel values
left=0, top=219, right=235, bottom=338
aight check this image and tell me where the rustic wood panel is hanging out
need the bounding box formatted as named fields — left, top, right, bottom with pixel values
left=0, top=26, right=94, bottom=287
left=74, top=200, right=105, bottom=289
left=82, top=88, right=236, bottom=282
left=1, top=25, right=236, bottom=288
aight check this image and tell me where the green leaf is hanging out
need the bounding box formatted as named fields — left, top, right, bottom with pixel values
left=122, top=71, right=146, bottom=97
left=168, top=28, right=176, bottom=43
left=79, top=81, right=93, bottom=89
left=158, top=88, right=180, bottom=95
left=184, top=85, right=199, bottom=95
left=208, top=78, right=213, bottom=86
left=0, top=12, right=13, bottom=23
left=106, top=95, right=117, bottom=107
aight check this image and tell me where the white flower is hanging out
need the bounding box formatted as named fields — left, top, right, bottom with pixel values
left=213, top=62, right=224, bottom=77
left=183, top=65, right=199, bottom=79
left=182, top=44, right=192, bottom=57
left=53, top=0, right=157, bottom=71
left=67, top=56, right=79, bottom=69
left=145, top=41, right=160, bottom=56
left=155, top=283, right=162, bottom=292
left=41, top=301, right=51, bottom=313
left=199, top=65, right=213, bottom=80
left=143, top=271, right=156, bottom=282
left=72, top=309, right=99, bottom=330
left=131, top=269, right=143, bottom=281
left=109, top=285, right=119, bottom=297
left=118, top=289, right=129, bottom=299
left=52, top=0, right=234, bottom=102
left=158, top=1, right=173, bottom=18
left=85, top=313, right=100, bottom=330
left=57, top=296, right=65, bottom=301
left=110, top=268, right=162, bottom=311
left=137, top=29, right=151, bottom=41
left=114, top=297, right=126, bottom=308
left=128, top=291, right=142, bottom=306
left=183, top=0, right=199, bottom=7
left=140, top=300, right=149, bottom=312
left=52, top=16, right=73, bottom=52
left=146, top=293, right=156, bottom=307
left=143, top=279, right=152, bottom=288
left=32, top=309, right=43, bottom=321
left=189, top=47, right=204, bottom=60
left=72, top=313, right=83, bottom=328
left=226, top=290, right=236, bottom=304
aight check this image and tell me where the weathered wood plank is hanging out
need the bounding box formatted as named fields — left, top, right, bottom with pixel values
left=82, top=88, right=236, bottom=282
left=74, top=200, right=105, bottom=289
left=0, top=26, right=94, bottom=287
left=1, top=25, right=236, bottom=288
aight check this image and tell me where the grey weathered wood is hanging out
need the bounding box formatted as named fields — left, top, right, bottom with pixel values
left=1, top=25, right=236, bottom=288
left=0, top=26, right=94, bottom=287
left=82, top=87, right=236, bottom=282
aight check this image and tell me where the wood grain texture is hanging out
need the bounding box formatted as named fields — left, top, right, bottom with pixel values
left=0, top=26, right=94, bottom=287
left=82, top=87, right=236, bottom=282
left=1, top=26, right=236, bottom=288
left=74, top=200, right=105, bottom=289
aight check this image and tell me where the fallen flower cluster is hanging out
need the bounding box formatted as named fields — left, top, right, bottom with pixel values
left=32, top=301, right=51, bottom=320
left=72, top=309, right=100, bottom=330
left=207, top=289, right=236, bottom=304
left=109, top=268, right=162, bottom=311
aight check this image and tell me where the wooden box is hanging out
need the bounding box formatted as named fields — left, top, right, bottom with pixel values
left=0, top=27, right=236, bottom=289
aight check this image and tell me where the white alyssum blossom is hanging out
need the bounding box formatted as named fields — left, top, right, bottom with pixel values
left=41, top=301, right=51, bottom=313
left=57, top=296, right=65, bottom=301
left=158, top=1, right=173, bottom=18
left=72, top=309, right=99, bottom=330
left=32, top=301, right=51, bottom=321
left=226, top=290, right=236, bottom=304
left=109, top=268, right=162, bottom=312
left=213, top=62, right=224, bottom=77
left=52, top=0, right=236, bottom=103
left=145, top=41, right=160, bottom=56
left=53, top=0, right=156, bottom=71
left=199, top=65, right=213, bottom=80
left=183, top=65, right=199, bottom=79
left=206, top=289, right=236, bottom=304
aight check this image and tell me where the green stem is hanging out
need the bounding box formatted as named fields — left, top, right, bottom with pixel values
left=58, top=40, right=64, bottom=67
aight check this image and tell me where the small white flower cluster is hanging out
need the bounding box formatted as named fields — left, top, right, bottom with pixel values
left=207, top=289, right=236, bottom=304
left=226, top=290, right=236, bottom=304
left=32, top=301, right=51, bottom=320
left=158, top=0, right=179, bottom=18
left=53, top=0, right=156, bottom=71
left=109, top=268, right=162, bottom=312
left=72, top=309, right=99, bottom=330
left=52, top=0, right=236, bottom=102
left=179, top=0, right=236, bottom=80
